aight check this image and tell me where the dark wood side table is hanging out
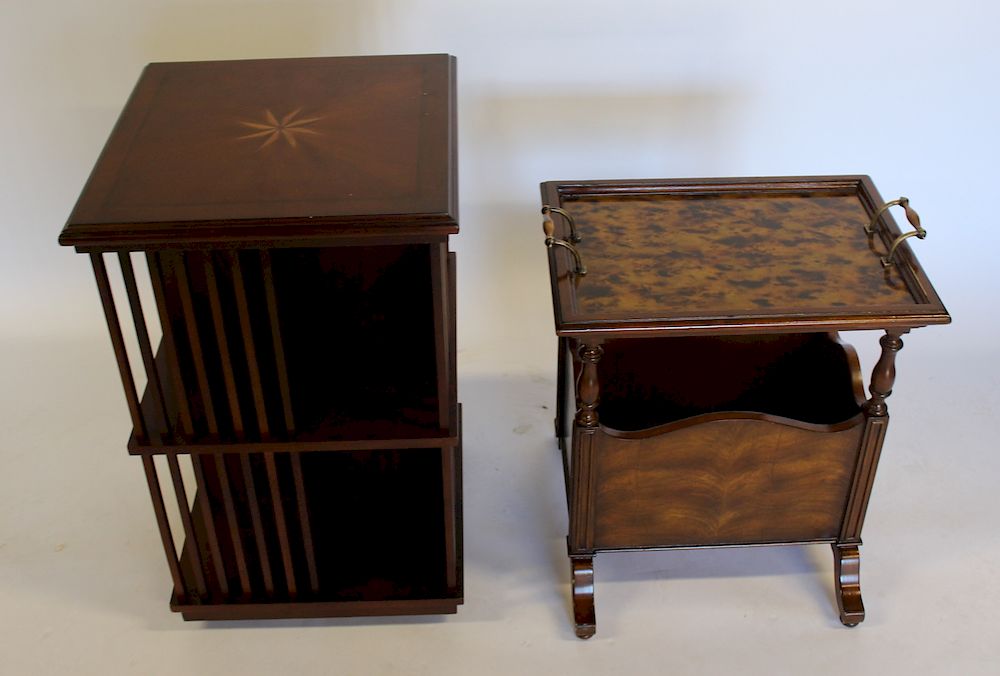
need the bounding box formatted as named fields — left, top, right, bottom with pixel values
left=59, top=55, right=462, bottom=619
left=539, top=176, right=949, bottom=638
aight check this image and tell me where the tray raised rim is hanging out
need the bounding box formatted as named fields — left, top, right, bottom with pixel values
left=540, top=175, right=950, bottom=337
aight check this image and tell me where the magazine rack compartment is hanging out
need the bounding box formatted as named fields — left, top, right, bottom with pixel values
left=592, top=413, right=864, bottom=549
left=587, top=332, right=867, bottom=548
left=597, top=332, right=864, bottom=432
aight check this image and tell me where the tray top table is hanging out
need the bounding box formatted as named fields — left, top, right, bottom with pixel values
left=540, top=175, right=949, bottom=638
left=542, top=175, right=948, bottom=336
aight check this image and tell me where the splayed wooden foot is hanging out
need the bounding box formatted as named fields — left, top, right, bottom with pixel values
left=832, top=543, right=865, bottom=627
left=571, top=556, right=596, bottom=638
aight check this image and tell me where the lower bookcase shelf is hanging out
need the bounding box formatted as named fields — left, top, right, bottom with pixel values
left=142, top=408, right=463, bottom=620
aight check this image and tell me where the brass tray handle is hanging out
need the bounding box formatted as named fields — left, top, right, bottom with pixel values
left=542, top=206, right=586, bottom=275
left=864, top=197, right=927, bottom=268
left=542, top=205, right=581, bottom=243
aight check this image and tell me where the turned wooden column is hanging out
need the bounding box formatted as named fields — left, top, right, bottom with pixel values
left=865, top=330, right=906, bottom=416
left=576, top=342, right=603, bottom=429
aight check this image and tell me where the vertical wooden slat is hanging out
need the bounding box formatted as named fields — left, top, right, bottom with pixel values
left=241, top=453, right=274, bottom=594
left=260, top=250, right=295, bottom=435
left=141, top=455, right=186, bottom=599
left=441, top=444, right=457, bottom=591
left=173, top=252, right=229, bottom=596
left=166, top=455, right=208, bottom=596
left=441, top=251, right=458, bottom=590
left=214, top=454, right=252, bottom=596
left=265, top=452, right=297, bottom=597
left=147, top=252, right=194, bottom=438
left=429, top=242, right=451, bottom=430
left=290, top=453, right=319, bottom=593
left=262, top=251, right=317, bottom=593
left=202, top=252, right=254, bottom=596
left=190, top=456, right=230, bottom=596
left=173, top=252, right=218, bottom=433
left=118, top=251, right=171, bottom=442
left=455, top=407, right=464, bottom=595
left=91, top=252, right=147, bottom=442
left=448, top=252, right=458, bottom=413
left=227, top=251, right=269, bottom=437
left=202, top=254, right=244, bottom=437
left=230, top=250, right=297, bottom=596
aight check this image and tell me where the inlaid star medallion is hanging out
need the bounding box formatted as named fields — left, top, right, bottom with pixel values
left=236, top=108, right=324, bottom=149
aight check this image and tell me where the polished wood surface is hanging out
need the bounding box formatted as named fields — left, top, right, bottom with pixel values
left=60, top=55, right=458, bottom=249
left=542, top=175, right=950, bottom=638
left=592, top=415, right=863, bottom=548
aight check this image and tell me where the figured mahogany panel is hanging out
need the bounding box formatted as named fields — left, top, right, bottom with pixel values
left=592, top=417, right=864, bottom=548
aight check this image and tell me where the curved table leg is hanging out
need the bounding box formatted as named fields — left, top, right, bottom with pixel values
left=832, top=543, right=865, bottom=627
left=571, top=556, right=596, bottom=639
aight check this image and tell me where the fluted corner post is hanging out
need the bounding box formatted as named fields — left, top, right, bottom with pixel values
left=569, top=338, right=603, bottom=638
left=569, top=339, right=603, bottom=548
left=835, top=327, right=911, bottom=622
left=843, top=328, right=910, bottom=540
left=569, top=339, right=603, bottom=551
left=864, top=330, right=908, bottom=416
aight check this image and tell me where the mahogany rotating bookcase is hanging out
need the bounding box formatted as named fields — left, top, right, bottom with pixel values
left=59, top=55, right=462, bottom=620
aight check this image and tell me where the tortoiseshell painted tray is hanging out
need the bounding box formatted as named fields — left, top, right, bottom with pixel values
left=540, top=176, right=949, bottom=336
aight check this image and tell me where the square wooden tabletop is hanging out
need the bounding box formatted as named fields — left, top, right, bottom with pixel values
left=60, top=54, right=457, bottom=250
